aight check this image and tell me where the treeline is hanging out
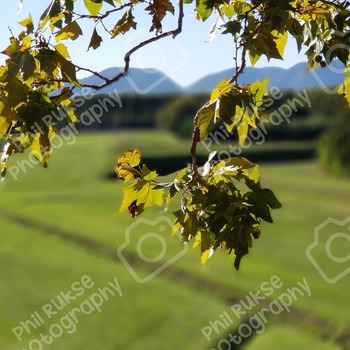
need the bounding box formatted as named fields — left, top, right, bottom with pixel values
left=74, top=88, right=348, bottom=140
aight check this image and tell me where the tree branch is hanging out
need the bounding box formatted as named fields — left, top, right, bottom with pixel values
left=79, top=0, right=184, bottom=90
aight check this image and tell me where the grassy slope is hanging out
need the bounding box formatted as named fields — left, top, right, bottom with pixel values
left=0, top=131, right=348, bottom=349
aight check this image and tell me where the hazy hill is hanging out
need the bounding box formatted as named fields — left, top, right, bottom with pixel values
left=77, top=61, right=345, bottom=95
left=78, top=67, right=183, bottom=94
left=185, top=61, right=345, bottom=92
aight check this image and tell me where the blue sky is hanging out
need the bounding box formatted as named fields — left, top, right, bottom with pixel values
left=0, top=1, right=306, bottom=87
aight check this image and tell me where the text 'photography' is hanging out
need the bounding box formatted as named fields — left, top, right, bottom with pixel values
left=0, top=1, right=350, bottom=350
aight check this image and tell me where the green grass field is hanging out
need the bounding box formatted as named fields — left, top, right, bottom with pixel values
left=0, top=130, right=349, bottom=349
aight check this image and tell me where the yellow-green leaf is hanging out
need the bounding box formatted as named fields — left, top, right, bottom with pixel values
left=115, top=149, right=142, bottom=181
left=338, top=70, right=350, bottom=106
left=201, top=248, right=212, bottom=264
left=246, top=164, right=260, bottom=183
left=55, top=21, right=82, bottom=42
left=196, top=102, right=215, bottom=140
left=31, top=131, right=53, bottom=168
left=115, top=165, right=136, bottom=182
left=250, top=79, right=269, bottom=103
left=141, top=165, right=159, bottom=181
left=209, top=79, right=233, bottom=103
left=18, top=14, right=34, bottom=34
left=0, top=118, right=10, bottom=139
left=49, top=13, right=65, bottom=31
left=272, top=30, right=288, bottom=58
left=196, top=0, right=213, bottom=21
left=222, top=3, right=235, bottom=19
left=84, top=0, right=103, bottom=17
left=192, top=231, right=201, bottom=248
left=119, top=183, right=139, bottom=212
left=237, top=119, right=248, bottom=145
left=249, top=50, right=261, bottom=67
left=118, top=148, right=141, bottom=167
left=200, top=230, right=212, bottom=264
left=54, top=43, right=70, bottom=59
left=111, top=10, right=137, bottom=37
left=20, top=36, right=31, bottom=52
left=136, top=183, right=163, bottom=209
left=1, top=37, right=19, bottom=57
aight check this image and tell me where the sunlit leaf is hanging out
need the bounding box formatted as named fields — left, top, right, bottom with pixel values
left=49, top=13, right=65, bottom=31
left=20, top=36, right=31, bottom=51
left=272, top=30, right=288, bottom=57
left=0, top=118, right=10, bottom=139
left=248, top=48, right=261, bottom=66
left=196, top=0, right=212, bottom=21
left=54, top=43, right=70, bottom=58
left=209, top=79, right=233, bottom=103
left=31, top=132, right=52, bottom=168
left=118, top=148, right=141, bottom=167
left=115, top=148, right=142, bottom=181
left=115, top=165, right=137, bottom=182
left=136, top=182, right=164, bottom=209
left=119, top=183, right=139, bottom=212
left=18, top=14, right=34, bottom=34
left=192, top=231, right=201, bottom=248
left=196, top=103, right=215, bottom=140
left=39, top=0, right=62, bottom=30
left=237, top=118, right=248, bottom=145
left=247, top=165, right=260, bottom=183
left=55, top=21, right=82, bottom=41
left=141, top=165, right=158, bottom=181
left=200, top=231, right=212, bottom=264
left=111, top=10, right=137, bottom=37
left=338, top=70, right=350, bottom=106
left=84, top=0, right=103, bottom=17
left=1, top=38, right=20, bottom=57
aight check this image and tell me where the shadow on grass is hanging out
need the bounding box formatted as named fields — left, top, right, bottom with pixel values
left=107, top=148, right=315, bottom=178
left=210, top=316, right=265, bottom=349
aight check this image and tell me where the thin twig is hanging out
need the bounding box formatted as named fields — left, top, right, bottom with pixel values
left=72, top=2, right=134, bottom=21
left=75, top=65, right=112, bottom=83
left=79, top=0, right=184, bottom=90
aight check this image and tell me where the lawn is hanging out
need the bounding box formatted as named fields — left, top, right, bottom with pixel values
left=0, top=130, right=348, bottom=349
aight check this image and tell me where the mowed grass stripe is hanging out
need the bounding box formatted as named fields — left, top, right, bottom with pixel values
left=1, top=131, right=349, bottom=349
left=0, top=217, right=232, bottom=350
left=1, top=209, right=349, bottom=349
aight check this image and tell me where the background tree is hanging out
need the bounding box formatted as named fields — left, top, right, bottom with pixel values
left=155, top=95, right=208, bottom=138
left=0, top=0, right=349, bottom=269
left=318, top=122, right=350, bottom=177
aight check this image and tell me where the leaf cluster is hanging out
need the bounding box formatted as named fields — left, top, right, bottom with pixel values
left=2, top=0, right=350, bottom=269
left=116, top=149, right=281, bottom=269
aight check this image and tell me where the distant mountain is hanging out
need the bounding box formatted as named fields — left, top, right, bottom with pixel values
left=185, top=61, right=345, bottom=92
left=77, top=67, right=183, bottom=95
left=77, top=61, right=345, bottom=95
